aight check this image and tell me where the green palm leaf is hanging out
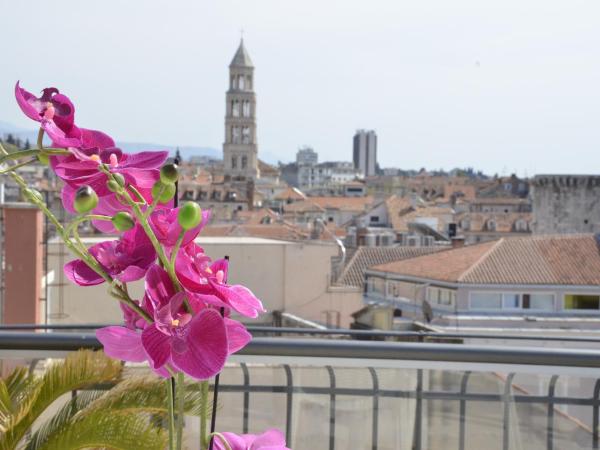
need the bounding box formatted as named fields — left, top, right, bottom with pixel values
left=0, top=350, right=122, bottom=450
left=83, top=376, right=210, bottom=417
left=28, top=409, right=167, bottom=450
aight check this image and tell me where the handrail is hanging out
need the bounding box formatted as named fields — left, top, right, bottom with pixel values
left=3, top=324, right=600, bottom=344
left=2, top=332, right=600, bottom=368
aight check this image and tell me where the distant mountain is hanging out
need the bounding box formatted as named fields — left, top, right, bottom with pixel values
left=0, top=121, right=221, bottom=160
left=0, top=120, right=285, bottom=164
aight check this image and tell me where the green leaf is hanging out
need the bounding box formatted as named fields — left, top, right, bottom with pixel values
left=0, top=350, right=122, bottom=450
left=29, top=409, right=167, bottom=450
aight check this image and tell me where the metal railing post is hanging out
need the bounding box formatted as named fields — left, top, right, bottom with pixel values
left=502, top=373, right=516, bottom=450
left=593, top=378, right=600, bottom=449
left=283, top=364, right=293, bottom=446
left=458, top=371, right=472, bottom=450
left=412, top=369, right=423, bottom=450
left=326, top=365, right=336, bottom=450
left=368, top=367, right=380, bottom=450
left=547, top=375, right=559, bottom=450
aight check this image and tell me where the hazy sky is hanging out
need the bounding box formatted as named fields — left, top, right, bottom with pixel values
left=1, top=0, right=599, bottom=175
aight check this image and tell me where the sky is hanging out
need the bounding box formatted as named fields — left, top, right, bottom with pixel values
left=1, top=0, right=599, bottom=176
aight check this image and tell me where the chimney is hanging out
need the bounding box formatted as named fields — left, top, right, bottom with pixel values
left=2, top=203, right=43, bottom=324
left=451, top=236, right=465, bottom=249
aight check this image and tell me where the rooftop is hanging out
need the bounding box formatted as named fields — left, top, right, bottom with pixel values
left=371, top=234, right=600, bottom=286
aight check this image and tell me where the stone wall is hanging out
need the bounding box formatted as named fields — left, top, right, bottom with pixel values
left=532, top=175, right=600, bottom=234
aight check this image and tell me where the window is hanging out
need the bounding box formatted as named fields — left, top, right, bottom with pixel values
left=231, top=156, right=237, bottom=169
left=564, top=294, right=600, bottom=310
left=242, top=126, right=251, bottom=144
left=241, top=156, right=248, bottom=169
left=470, top=293, right=502, bottom=310
left=370, top=216, right=380, bottom=223
left=243, top=101, right=251, bottom=117
left=232, top=100, right=240, bottom=117
left=232, top=126, right=240, bottom=144
left=238, top=75, right=245, bottom=90
left=502, top=293, right=520, bottom=309
left=529, top=294, right=554, bottom=310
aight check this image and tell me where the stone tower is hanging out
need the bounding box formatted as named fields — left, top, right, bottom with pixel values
left=223, top=39, right=259, bottom=180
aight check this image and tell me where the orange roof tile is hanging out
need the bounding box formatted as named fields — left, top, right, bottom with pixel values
left=372, top=235, right=600, bottom=286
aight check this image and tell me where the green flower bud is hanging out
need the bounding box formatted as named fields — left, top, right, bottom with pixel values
left=151, top=181, right=176, bottom=204
left=160, top=164, right=179, bottom=184
left=178, top=202, right=202, bottom=230
left=37, top=153, right=49, bottom=165
left=113, top=173, right=126, bottom=187
left=112, top=211, right=135, bottom=231
left=107, top=180, right=120, bottom=192
left=74, top=185, right=98, bottom=214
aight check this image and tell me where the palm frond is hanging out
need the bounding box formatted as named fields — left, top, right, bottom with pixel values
left=25, top=391, right=103, bottom=450
left=29, top=409, right=167, bottom=450
left=0, top=350, right=122, bottom=450
left=0, top=367, right=40, bottom=434
left=82, top=376, right=211, bottom=417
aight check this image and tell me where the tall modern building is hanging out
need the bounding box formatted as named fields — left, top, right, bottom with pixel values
left=223, top=39, right=259, bottom=180
left=353, top=130, right=377, bottom=177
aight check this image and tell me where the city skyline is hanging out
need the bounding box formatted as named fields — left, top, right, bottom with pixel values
left=1, top=0, right=599, bottom=176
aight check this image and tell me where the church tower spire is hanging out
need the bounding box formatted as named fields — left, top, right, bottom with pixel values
left=223, top=39, right=259, bottom=180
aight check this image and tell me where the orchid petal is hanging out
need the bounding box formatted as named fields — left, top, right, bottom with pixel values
left=141, top=324, right=171, bottom=369
left=96, top=326, right=147, bottom=363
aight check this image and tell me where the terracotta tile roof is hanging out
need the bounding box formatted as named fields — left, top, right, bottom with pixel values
left=203, top=223, right=308, bottom=241
left=308, top=196, right=375, bottom=212
left=336, top=246, right=445, bottom=288
left=372, top=234, right=600, bottom=286
left=273, top=187, right=307, bottom=201
left=393, top=205, right=455, bottom=233
left=282, top=200, right=325, bottom=213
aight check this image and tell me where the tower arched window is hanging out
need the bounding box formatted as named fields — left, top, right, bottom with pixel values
left=242, top=126, right=250, bottom=144
left=242, top=101, right=250, bottom=117
left=232, top=100, right=240, bottom=117
left=242, top=155, right=248, bottom=169
left=238, top=75, right=245, bottom=90
left=232, top=126, right=240, bottom=144
left=247, top=76, right=252, bottom=90
left=231, top=156, right=237, bottom=169
left=231, top=76, right=236, bottom=90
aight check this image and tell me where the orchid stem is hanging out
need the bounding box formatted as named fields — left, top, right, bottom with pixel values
left=0, top=157, right=38, bottom=174
left=36, top=127, right=44, bottom=149
left=200, top=381, right=209, bottom=448
left=176, top=372, right=185, bottom=450
left=167, top=377, right=176, bottom=450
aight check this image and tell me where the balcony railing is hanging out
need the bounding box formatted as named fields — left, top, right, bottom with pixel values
left=2, top=329, right=600, bottom=449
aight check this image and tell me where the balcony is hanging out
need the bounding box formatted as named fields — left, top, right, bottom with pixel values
left=2, top=327, right=600, bottom=449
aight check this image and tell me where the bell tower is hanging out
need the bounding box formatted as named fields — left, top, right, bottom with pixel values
left=223, top=39, right=259, bottom=180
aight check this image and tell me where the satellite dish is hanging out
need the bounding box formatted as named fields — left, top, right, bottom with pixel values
left=422, top=300, right=433, bottom=323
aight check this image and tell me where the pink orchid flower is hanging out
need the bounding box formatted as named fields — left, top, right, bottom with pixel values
left=214, top=429, right=290, bottom=450
left=97, top=264, right=251, bottom=379
left=64, top=224, right=156, bottom=286
left=176, top=243, right=265, bottom=318
left=15, top=82, right=113, bottom=149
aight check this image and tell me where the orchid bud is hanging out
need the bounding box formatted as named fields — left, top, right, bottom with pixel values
left=112, top=211, right=135, bottom=231
left=113, top=173, right=126, bottom=187
left=106, top=180, right=120, bottom=192
left=37, top=153, right=49, bottom=165
left=73, top=185, right=98, bottom=214
left=160, top=163, right=179, bottom=184
left=178, top=202, right=202, bottom=230
left=151, top=181, right=175, bottom=204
